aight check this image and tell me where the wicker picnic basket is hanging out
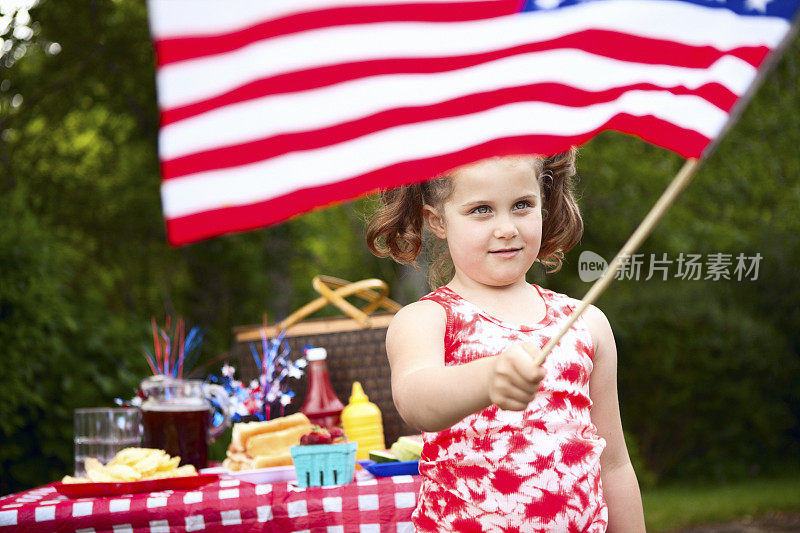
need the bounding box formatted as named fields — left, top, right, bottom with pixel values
left=232, top=276, right=416, bottom=446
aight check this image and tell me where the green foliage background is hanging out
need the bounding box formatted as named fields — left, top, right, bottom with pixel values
left=1, top=1, right=799, bottom=495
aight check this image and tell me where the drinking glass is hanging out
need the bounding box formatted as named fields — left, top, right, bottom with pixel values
left=74, top=408, right=142, bottom=477
left=140, top=376, right=230, bottom=470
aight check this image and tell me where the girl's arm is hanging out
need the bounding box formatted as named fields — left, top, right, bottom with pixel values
left=386, top=300, right=545, bottom=432
left=584, top=305, right=646, bottom=532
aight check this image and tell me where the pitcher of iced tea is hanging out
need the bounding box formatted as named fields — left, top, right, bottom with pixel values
left=140, top=376, right=230, bottom=469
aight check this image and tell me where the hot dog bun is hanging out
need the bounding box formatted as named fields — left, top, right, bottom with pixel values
left=252, top=452, right=293, bottom=469
left=245, top=423, right=312, bottom=457
left=225, top=413, right=312, bottom=471
left=232, top=412, right=311, bottom=451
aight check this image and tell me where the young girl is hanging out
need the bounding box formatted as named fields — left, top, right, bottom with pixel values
left=366, top=150, right=646, bottom=532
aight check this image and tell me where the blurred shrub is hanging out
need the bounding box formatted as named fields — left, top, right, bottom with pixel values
left=610, top=281, right=796, bottom=482
left=0, top=190, right=145, bottom=494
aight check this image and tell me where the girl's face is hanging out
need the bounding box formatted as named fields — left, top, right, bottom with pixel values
left=424, top=158, right=543, bottom=289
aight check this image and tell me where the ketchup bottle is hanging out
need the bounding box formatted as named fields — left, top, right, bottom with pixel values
left=300, top=347, right=345, bottom=428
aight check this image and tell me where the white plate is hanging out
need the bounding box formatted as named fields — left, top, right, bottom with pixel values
left=200, top=465, right=297, bottom=484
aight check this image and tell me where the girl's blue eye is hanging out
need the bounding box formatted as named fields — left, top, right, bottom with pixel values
left=514, top=200, right=532, bottom=210
left=472, top=205, right=490, bottom=214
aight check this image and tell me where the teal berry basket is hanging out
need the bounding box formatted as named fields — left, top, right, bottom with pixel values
left=290, top=441, right=358, bottom=488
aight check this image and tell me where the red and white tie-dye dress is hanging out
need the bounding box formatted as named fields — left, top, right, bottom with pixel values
left=412, top=284, right=608, bottom=533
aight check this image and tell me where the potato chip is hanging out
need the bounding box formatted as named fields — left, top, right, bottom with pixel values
left=165, top=464, right=197, bottom=478
left=85, top=458, right=116, bottom=483
left=132, top=449, right=168, bottom=475
left=141, top=464, right=193, bottom=480
left=65, top=448, right=198, bottom=484
left=109, top=447, right=160, bottom=467
left=156, top=456, right=180, bottom=472
left=84, top=457, right=103, bottom=472
left=61, top=475, right=89, bottom=484
left=107, top=464, right=142, bottom=482
left=140, top=471, right=169, bottom=480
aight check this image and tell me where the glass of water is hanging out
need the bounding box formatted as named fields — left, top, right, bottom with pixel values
left=74, top=408, right=142, bottom=477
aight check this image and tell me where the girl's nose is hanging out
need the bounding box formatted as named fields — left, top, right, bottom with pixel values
left=493, top=218, right=519, bottom=239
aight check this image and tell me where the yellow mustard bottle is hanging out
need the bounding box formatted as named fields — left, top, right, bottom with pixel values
left=341, top=381, right=386, bottom=460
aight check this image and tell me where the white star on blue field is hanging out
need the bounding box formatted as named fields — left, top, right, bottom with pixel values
left=520, top=0, right=795, bottom=19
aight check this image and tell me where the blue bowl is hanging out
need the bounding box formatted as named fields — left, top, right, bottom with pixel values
left=358, top=459, right=420, bottom=477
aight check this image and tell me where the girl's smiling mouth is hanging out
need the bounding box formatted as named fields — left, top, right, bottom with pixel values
left=489, top=248, right=522, bottom=257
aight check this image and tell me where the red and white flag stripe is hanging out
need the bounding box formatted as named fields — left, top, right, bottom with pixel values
left=148, top=0, right=795, bottom=245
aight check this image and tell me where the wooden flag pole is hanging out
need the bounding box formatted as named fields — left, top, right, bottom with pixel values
left=534, top=157, right=702, bottom=365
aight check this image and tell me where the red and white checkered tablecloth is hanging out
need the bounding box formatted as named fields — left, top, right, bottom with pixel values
left=0, top=474, right=422, bottom=532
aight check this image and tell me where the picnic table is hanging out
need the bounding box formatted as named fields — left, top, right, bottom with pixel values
left=0, top=473, right=422, bottom=532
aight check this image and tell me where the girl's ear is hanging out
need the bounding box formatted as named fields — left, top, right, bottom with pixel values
left=422, top=205, right=447, bottom=239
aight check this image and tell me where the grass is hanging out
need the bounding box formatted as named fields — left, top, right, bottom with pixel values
left=642, top=474, right=800, bottom=531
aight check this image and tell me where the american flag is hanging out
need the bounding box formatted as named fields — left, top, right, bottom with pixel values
left=148, top=0, right=799, bottom=245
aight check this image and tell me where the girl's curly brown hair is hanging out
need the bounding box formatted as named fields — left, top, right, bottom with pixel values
left=366, top=148, right=583, bottom=288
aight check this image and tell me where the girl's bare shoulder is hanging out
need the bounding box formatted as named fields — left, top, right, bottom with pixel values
left=388, top=299, right=447, bottom=336
left=581, top=304, right=615, bottom=354
left=386, top=300, right=447, bottom=352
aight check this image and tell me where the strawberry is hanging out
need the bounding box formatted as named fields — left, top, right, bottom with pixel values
left=329, top=426, right=346, bottom=442
left=300, top=426, right=333, bottom=445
